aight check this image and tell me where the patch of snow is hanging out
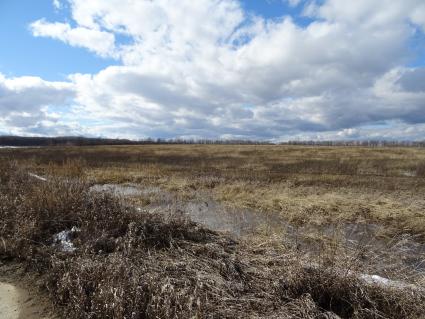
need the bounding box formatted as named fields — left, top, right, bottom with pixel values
left=402, top=171, right=416, bottom=177
left=53, top=227, right=80, bottom=252
left=359, top=273, right=421, bottom=290
left=304, top=262, right=422, bottom=291
left=0, top=146, right=41, bottom=149
left=28, top=173, right=47, bottom=182
left=360, top=274, right=392, bottom=285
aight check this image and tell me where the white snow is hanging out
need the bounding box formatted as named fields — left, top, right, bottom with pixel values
left=53, top=227, right=80, bottom=252
left=359, top=274, right=421, bottom=290
left=402, top=171, right=416, bottom=177
left=28, top=173, right=47, bottom=182
left=0, top=146, right=40, bottom=149
left=360, top=274, right=393, bottom=286
left=303, top=262, right=422, bottom=291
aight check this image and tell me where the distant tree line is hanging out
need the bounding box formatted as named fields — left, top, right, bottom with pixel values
left=0, top=136, right=424, bottom=147
left=0, top=136, right=272, bottom=147
left=282, top=140, right=425, bottom=147
left=0, top=136, right=140, bottom=147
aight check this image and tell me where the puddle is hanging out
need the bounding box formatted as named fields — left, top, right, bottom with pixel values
left=293, top=222, right=425, bottom=278
left=173, top=198, right=424, bottom=277
left=155, top=199, right=287, bottom=237
left=90, top=184, right=143, bottom=197
left=91, top=183, right=288, bottom=236
left=91, top=183, right=425, bottom=277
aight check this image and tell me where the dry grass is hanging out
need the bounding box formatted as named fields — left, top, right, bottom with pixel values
left=1, top=146, right=425, bottom=318
left=0, top=159, right=424, bottom=318
left=2, top=145, right=424, bottom=237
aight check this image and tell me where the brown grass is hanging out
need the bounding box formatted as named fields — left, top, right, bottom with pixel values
left=2, top=145, right=424, bottom=237
left=1, top=159, right=424, bottom=318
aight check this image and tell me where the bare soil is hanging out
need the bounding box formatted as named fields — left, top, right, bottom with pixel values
left=0, top=263, right=57, bottom=319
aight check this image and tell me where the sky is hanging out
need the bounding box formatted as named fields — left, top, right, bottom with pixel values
left=0, top=0, right=425, bottom=141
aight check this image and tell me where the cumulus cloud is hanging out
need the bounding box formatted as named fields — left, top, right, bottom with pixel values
left=0, top=74, right=76, bottom=136
left=30, top=19, right=116, bottom=57
left=275, top=122, right=425, bottom=142
left=3, top=0, right=425, bottom=139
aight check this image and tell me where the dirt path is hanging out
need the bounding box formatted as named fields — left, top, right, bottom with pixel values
left=0, top=264, right=57, bottom=319
left=0, top=282, right=54, bottom=319
left=0, top=282, right=21, bottom=319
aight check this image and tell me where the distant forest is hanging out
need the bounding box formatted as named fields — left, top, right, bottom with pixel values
left=0, top=136, right=270, bottom=146
left=0, top=135, right=424, bottom=147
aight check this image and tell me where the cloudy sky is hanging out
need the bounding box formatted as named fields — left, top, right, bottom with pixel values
left=0, top=0, right=425, bottom=141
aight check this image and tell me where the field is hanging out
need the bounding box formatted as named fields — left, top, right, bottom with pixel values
left=0, top=145, right=424, bottom=318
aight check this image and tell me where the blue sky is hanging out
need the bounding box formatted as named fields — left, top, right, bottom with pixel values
left=1, top=0, right=425, bottom=140
left=0, top=0, right=114, bottom=80
left=0, top=0, right=309, bottom=80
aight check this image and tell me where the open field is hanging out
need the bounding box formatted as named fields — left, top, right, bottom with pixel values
left=5, top=144, right=425, bottom=236
left=1, top=145, right=424, bottom=318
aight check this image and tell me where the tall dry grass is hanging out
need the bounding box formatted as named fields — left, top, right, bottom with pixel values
left=0, top=160, right=424, bottom=318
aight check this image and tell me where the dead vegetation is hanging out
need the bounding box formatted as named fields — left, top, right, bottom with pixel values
left=0, top=156, right=425, bottom=318
left=8, top=144, right=423, bottom=238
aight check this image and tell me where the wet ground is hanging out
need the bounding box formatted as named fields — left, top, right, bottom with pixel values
left=1, top=181, right=423, bottom=319
left=91, top=183, right=425, bottom=282
left=91, top=183, right=287, bottom=236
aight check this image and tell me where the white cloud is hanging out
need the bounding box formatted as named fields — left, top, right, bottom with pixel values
left=410, top=4, right=425, bottom=32
left=30, top=19, right=116, bottom=57
left=4, top=0, right=425, bottom=139
left=286, top=0, right=301, bottom=7
left=0, top=74, right=74, bottom=113
left=275, top=121, right=425, bottom=142
left=53, top=0, right=62, bottom=10
left=0, top=74, right=77, bottom=136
